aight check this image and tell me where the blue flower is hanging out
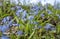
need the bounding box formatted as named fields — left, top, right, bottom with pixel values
left=34, top=26, right=42, bottom=29
left=2, top=25, right=9, bottom=32
left=47, top=10, right=52, bottom=14
left=30, top=21, right=38, bottom=25
left=39, top=6, right=44, bottom=10
left=2, top=16, right=11, bottom=23
left=33, top=21, right=38, bottom=24
left=1, top=36, right=10, bottom=39
left=28, top=16, right=34, bottom=20
left=31, top=6, right=39, bottom=11
left=34, top=10, right=38, bottom=15
left=7, top=20, right=13, bottom=26
left=16, top=9, right=23, bottom=17
left=40, top=13, right=45, bottom=17
left=2, top=17, right=7, bottom=23
left=12, top=24, right=20, bottom=26
left=16, top=31, right=23, bottom=36
left=44, top=23, right=52, bottom=30
left=30, top=10, right=38, bottom=16
left=51, top=27, right=56, bottom=31
left=6, top=16, right=11, bottom=21
left=22, top=10, right=27, bottom=19
left=37, top=26, right=42, bottom=29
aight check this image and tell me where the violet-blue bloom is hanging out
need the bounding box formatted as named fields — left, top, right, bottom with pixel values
left=16, top=31, right=23, bottom=35
left=28, top=16, right=34, bottom=20
left=16, top=9, right=23, bottom=17
left=34, top=10, right=38, bottom=15
left=1, top=36, right=10, bottom=39
left=12, top=24, right=20, bottom=26
left=2, top=18, right=6, bottom=23
left=2, top=16, right=11, bottom=23
left=44, top=23, right=52, bottom=30
left=37, top=26, right=42, bottom=29
left=51, top=27, right=56, bottom=31
left=22, top=10, right=27, bottom=19
left=2, top=25, right=9, bottom=32
left=8, top=20, right=13, bottom=26
left=40, top=13, right=45, bottom=17
left=47, top=10, right=52, bottom=14
left=6, top=16, right=11, bottom=21
left=39, top=6, right=44, bottom=10
left=31, top=6, right=39, bottom=11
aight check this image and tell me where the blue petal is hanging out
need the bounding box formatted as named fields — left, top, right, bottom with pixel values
left=1, top=36, right=10, bottom=39
left=16, top=31, right=23, bottom=35
left=2, top=25, right=9, bottom=32
left=12, top=24, right=20, bottom=26
left=44, top=23, right=52, bottom=30
left=28, top=16, right=34, bottom=20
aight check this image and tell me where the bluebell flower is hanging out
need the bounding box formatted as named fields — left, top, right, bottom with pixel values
left=51, top=27, right=56, bottom=33
left=1, top=36, right=10, bottom=39
left=47, top=10, right=52, bottom=14
left=30, top=21, right=38, bottom=24
left=6, top=16, right=11, bottom=21
left=30, top=11, right=38, bottom=16
left=30, top=21, right=38, bottom=25
left=31, top=6, right=39, bottom=11
left=32, top=21, right=38, bottom=24
left=39, top=6, right=44, bottom=10
left=12, top=24, right=20, bottom=26
left=34, top=26, right=42, bottom=29
left=2, top=17, right=7, bottom=23
left=40, top=13, right=45, bottom=17
left=2, top=16, right=11, bottom=23
left=37, top=26, right=42, bottom=29
left=28, top=16, right=34, bottom=20
left=22, top=18, right=27, bottom=21
left=16, top=11, right=20, bottom=17
left=51, top=27, right=56, bottom=31
left=22, top=10, right=27, bottom=19
left=2, top=25, right=9, bottom=32
left=16, top=31, right=23, bottom=36
left=44, top=23, right=52, bottom=30
left=34, top=10, right=38, bottom=15
left=8, top=20, right=13, bottom=26
left=16, top=9, right=23, bottom=17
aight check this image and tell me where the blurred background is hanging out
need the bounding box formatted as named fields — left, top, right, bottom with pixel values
left=10, top=0, right=60, bottom=6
